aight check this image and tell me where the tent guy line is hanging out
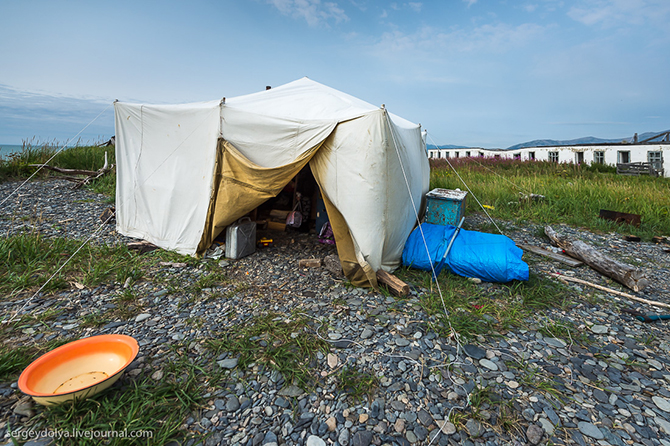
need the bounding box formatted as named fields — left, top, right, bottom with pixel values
left=427, top=133, right=504, bottom=236
left=0, top=103, right=113, bottom=210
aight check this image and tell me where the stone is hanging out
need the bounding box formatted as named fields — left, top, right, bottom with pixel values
left=577, top=421, right=604, bottom=440
left=351, top=430, right=373, bottom=446
left=327, top=353, right=338, bottom=368
left=395, top=418, right=405, bottom=433
left=326, top=416, right=337, bottom=431
left=436, top=420, right=456, bottom=435
left=655, top=417, right=670, bottom=435
left=653, top=396, right=670, bottom=412
left=405, top=430, right=418, bottom=443
left=338, top=428, right=350, bottom=446
left=526, top=424, right=544, bottom=445
left=135, top=313, right=151, bottom=322
left=226, top=395, right=240, bottom=411
left=359, top=413, right=369, bottom=423
left=151, top=369, right=164, bottom=380
left=463, top=344, right=486, bottom=360
left=479, top=358, right=498, bottom=371
left=590, top=325, right=608, bottom=334
left=538, top=418, right=555, bottom=435
left=544, top=337, right=567, bottom=348
left=277, top=384, right=304, bottom=397
left=417, top=409, right=433, bottom=426
left=306, top=436, right=326, bottom=446
left=217, top=358, right=238, bottom=369
left=361, top=328, right=373, bottom=339
left=395, top=337, right=410, bottom=347
left=262, top=431, right=278, bottom=445
left=13, top=400, right=35, bottom=418
left=465, top=419, right=483, bottom=438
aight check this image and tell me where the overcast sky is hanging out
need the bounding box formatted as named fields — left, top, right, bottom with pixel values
left=1, top=0, right=668, bottom=148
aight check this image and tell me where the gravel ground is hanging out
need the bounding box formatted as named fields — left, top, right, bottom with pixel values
left=1, top=179, right=670, bottom=446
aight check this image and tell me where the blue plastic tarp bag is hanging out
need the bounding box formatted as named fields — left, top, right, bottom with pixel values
left=402, top=223, right=529, bottom=282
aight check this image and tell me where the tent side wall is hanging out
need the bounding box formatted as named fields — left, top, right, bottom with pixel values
left=309, top=109, right=430, bottom=285
left=114, top=102, right=221, bottom=255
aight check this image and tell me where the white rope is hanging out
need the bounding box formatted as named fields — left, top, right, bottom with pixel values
left=3, top=213, right=114, bottom=324
left=2, top=103, right=219, bottom=325
left=383, top=113, right=468, bottom=403
left=427, top=135, right=505, bottom=236
left=0, top=103, right=113, bottom=210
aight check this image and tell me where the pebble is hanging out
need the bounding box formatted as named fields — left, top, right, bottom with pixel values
left=217, top=358, right=238, bottom=369
left=526, top=424, right=544, bottom=445
left=3, top=181, right=670, bottom=446
left=306, top=436, right=326, bottom=446
left=578, top=421, right=604, bottom=439
left=653, top=396, right=670, bottom=412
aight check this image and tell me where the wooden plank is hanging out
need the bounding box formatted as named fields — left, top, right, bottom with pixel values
left=599, top=209, right=641, bottom=227
left=298, top=258, right=322, bottom=268
left=376, top=270, right=409, bottom=297
left=517, top=243, right=583, bottom=267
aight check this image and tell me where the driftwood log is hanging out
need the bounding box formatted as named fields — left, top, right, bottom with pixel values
left=30, top=152, right=114, bottom=189
left=545, top=226, right=648, bottom=292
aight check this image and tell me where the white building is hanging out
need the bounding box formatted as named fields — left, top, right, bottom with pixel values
left=428, top=133, right=670, bottom=177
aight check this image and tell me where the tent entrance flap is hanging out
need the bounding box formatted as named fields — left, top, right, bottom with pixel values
left=197, top=138, right=323, bottom=254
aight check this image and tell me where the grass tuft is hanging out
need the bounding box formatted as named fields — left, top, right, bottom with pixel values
left=208, top=312, right=330, bottom=389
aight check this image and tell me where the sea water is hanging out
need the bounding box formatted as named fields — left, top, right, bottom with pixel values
left=0, top=144, right=24, bottom=159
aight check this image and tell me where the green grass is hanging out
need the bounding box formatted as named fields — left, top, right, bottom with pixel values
left=208, top=312, right=330, bottom=389
left=396, top=268, right=569, bottom=340
left=27, top=357, right=201, bottom=445
left=430, top=157, right=670, bottom=239
left=0, top=141, right=116, bottom=197
left=337, top=366, right=379, bottom=403
left=0, top=339, right=72, bottom=381
left=0, top=233, right=140, bottom=297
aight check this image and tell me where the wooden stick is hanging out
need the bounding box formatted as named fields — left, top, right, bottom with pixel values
left=548, top=272, right=670, bottom=310
left=517, top=243, right=583, bottom=267
left=376, top=270, right=409, bottom=297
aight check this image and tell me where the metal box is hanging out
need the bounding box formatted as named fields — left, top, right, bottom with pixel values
left=225, top=218, right=256, bottom=259
left=425, top=188, right=468, bottom=226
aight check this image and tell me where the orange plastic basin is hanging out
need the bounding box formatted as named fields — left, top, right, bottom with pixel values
left=18, top=334, right=139, bottom=405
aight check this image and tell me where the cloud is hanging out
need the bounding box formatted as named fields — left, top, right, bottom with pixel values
left=567, top=0, right=670, bottom=27
left=463, top=0, right=477, bottom=7
left=266, top=0, right=348, bottom=27
left=375, top=22, right=546, bottom=55
left=407, top=2, right=422, bottom=13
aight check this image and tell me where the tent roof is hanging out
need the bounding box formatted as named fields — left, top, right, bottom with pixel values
left=225, top=77, right=417, bottom=129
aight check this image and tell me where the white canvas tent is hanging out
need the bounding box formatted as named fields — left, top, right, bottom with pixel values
left=114, top=78, right=429, bottom=286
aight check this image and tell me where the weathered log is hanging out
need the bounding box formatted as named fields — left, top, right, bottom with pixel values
left=30, top=151, right=114, bottom=189
left=545, top=226, right=648, bottom=292
left=376, top=270, right=409, bottom=297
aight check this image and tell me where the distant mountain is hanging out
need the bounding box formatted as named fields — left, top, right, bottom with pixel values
left=504, top=130, right=669, bottom=151
left=427, top=144, right=476, bottom=150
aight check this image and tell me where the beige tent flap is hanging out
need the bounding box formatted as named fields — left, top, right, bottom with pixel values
left=198, top=139, right=320, bottom=252
left=318, top=192, right=378, bottom=288
left=197, top=138, right=378, bottom=288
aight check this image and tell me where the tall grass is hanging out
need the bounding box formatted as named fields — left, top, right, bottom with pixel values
left=0, top=140, right=116, bottom=196
left=430, top=157, right=670, bottom=239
